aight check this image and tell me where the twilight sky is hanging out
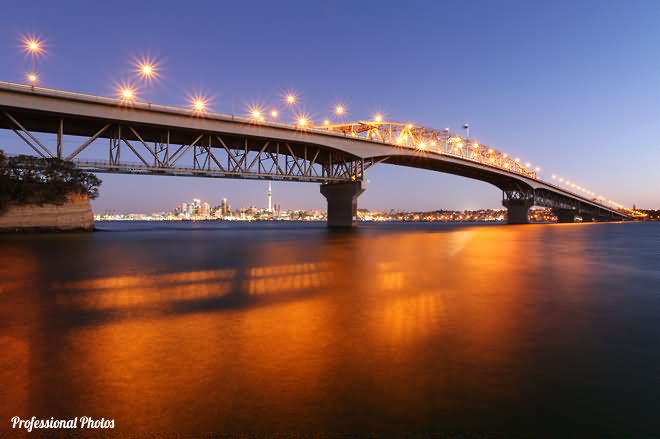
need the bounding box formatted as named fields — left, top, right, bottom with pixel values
left=0, top=0, right=658, bottom=212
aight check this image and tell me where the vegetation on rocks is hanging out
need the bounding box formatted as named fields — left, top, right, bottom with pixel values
left=0, top=150, right=101, bottom=212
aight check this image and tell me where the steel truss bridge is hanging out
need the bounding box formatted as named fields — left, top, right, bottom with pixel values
left=0, top=81, right=630, bottom=227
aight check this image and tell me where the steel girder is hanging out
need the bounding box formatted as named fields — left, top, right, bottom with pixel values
left=1, top=112, right=374, bottom=183
left=502, top=186, right=622, bottom=220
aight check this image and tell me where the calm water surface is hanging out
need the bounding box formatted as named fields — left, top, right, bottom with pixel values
left=1, top=221, right=660, bottom=438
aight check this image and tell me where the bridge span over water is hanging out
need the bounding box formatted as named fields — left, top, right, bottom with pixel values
left=0, top=81, right=629, bottom=227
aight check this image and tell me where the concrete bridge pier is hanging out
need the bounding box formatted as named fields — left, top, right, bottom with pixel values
left=503, top=200, right=532, bottom=224
left=555, top=209, right=577, bottom=223
left=320, top=181, right=365, bottom=228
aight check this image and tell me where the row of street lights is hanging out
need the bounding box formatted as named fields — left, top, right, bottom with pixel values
left=17, top=35, right=376, bottom=127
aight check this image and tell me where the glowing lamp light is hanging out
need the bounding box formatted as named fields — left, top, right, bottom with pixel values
left=118, top=86, right=136, bottom=102
left=488, top=148, right=494, bottom=154
left=270, top=109, right=278, bottom=118
left=297, top=116, right=309, bottom=127
left=28, top=40, right=40, bottom=52
left=135, top=57, right=159, bottom=81
left=418, top=142, right=427, bottom=150
left=190, top=96, right=208, bottom=113
left=23, top=37, right=44, bottom=56
left=251, top=109, right=262, bottom=119
left=286, top=94, right=297, bottom=105
left=374, top=114, right=383, bottom=122
left=335, top=105, right=345, bottom=116
left=27, top=72, right=38, bottom=85
left=323, top=119, right=330, bottom=126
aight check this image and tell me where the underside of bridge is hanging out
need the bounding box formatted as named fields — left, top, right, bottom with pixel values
left=369, top=156, right=627, bottom=225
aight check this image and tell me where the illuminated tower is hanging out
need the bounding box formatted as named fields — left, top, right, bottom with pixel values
left=267, top=182, right=272, bottom=212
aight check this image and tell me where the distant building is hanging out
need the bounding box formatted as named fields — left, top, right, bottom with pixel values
left=201, top=202, right=210, bottom=217
left=267, top=182, right=273, bottom=212
left=221, top=197, right=231, bottom=216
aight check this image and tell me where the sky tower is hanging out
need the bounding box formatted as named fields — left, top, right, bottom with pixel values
left=267, top=182, right=272, bottom=212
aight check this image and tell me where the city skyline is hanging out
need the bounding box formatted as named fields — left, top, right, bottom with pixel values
left=0, top=1, right=659, bottom=211
left=93, top=190, right=560, bottom=223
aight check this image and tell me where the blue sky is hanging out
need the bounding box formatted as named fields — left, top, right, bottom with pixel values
left=1, top=0, right=658, bottom=212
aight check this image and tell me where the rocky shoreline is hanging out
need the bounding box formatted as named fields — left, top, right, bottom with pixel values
left=0, top=193, right=94, bottom=232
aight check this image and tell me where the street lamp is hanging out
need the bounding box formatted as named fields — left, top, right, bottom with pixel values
left=26, top=72, right=38, bottom=89
left=136, top=59, right=158, bottom=81
left=191, top=96, right=208, bottom=114
left=284, top=92, right=297, bottom=106
left=118, top=85, right=137, bottom=102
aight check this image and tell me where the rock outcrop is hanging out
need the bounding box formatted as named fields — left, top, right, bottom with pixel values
left=0, top=193, right=94, bottom=232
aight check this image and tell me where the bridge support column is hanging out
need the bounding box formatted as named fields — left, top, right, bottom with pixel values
left=320, top=181, right=365, bottom=228
left=506, top=202, right=530, bottom=224
left=503, top=199, right=532, bottom=224
left=555, top=209, right=577, bottom=223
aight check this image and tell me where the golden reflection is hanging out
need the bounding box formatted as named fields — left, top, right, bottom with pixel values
left=57, top=281, right=233, bottom=310
left=56, top=268, right=236, bottom=290
left=446, top=230, right=474, bottom=256
left=54, top=262, right=335, bottom=310
left=0, top=247, right=39, bottom=430
left=247, top=262, right=331, bottom=295
left=62, top=292, right=333, bottom=436
left=55, top=269, right=237, bottom=310
left=0, top=225, right=605, bottom=437
left=0, top=336, right=29, bottom=426
left=0, top=247, right=38, bottom=294
left=379, top=290, right=446, bottom=345
left=380, top=269, right=406, bottom=291
left=358, top=227, right=540, bottom=362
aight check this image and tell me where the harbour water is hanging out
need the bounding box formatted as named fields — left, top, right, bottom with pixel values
left=1, top=221, right=660, bottom=438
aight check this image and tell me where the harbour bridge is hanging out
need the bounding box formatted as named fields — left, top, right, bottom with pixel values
left=0, top=81, right=630, bottom=227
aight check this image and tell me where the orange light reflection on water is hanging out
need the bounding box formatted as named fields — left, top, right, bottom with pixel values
left=0, top=224, right=602, bottom=437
